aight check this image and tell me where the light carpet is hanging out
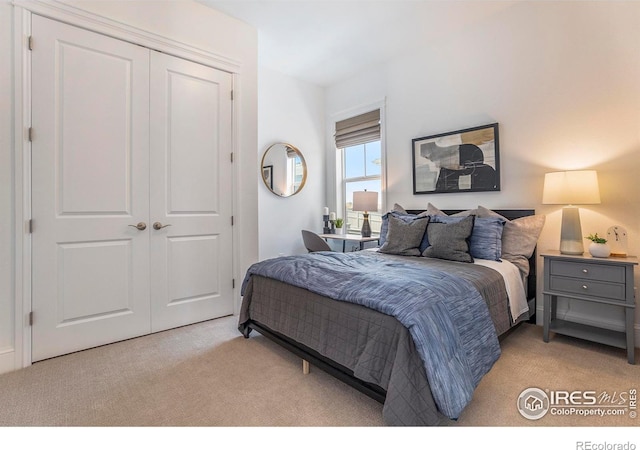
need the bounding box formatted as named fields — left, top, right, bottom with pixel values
left=0, top=315, right=638, bottom=428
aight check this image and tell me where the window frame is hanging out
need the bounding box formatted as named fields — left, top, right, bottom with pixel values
left=331, top=101, right=386, bottom=237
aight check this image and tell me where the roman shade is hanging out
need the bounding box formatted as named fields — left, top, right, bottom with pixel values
left=335, top=109, right=380, bottom=148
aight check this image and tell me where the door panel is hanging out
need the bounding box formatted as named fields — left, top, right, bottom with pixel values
left=57, top=240, right=134, bottom=322
left=57, top=42, right=133, bottom=215
left=31, top=15, right=151, bottom=361
left=149, top=51, right=234, bottom=332
left=165, top=70, right=221, bottom=214
left=168, top=235, right=221, bottom=303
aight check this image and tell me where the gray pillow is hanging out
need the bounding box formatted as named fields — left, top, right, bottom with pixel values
left=392, top=203, right=408, bottom=214
left=426, top=202, right=477, bottom=217
left=477, top=206, right=546, bottom=275
left=430, top=214, right=505, bottom=261
left=379, top=211, right=431, bottom=251
left=378, top=214, right=429, bottom=256
left=422, top=215, right=475, bottom=262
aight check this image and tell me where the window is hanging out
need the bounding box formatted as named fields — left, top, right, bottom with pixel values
left=335, top=109, right=384, bottom=235
left=343, top=142, right=382, bottom=234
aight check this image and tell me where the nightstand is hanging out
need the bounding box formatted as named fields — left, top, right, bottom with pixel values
left=542, top=251, right=638, bottom=364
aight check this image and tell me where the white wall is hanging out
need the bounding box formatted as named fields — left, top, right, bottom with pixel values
left=326, top=2, right=640, bottom=334
left=258, top=66, right=325, bottom=259
left=0, top=0, right=258, bottom=374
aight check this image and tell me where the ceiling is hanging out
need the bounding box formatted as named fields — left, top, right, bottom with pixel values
left=198, top=0, right=518, bottom=87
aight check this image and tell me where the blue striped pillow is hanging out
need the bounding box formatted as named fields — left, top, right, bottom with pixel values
left=429, top=215, right=505, bottom=261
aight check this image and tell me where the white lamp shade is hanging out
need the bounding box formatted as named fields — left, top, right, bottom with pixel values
left=542, top=170, right=600, bottom=205
left=542, top=170, right=600, bottom=255
left=352, top=191, right=378, bottom=212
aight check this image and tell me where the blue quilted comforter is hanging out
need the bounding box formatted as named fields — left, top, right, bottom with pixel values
left=241, top=251, right=501, bottom=419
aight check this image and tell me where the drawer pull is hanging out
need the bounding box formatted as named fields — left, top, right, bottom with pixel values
left=582, top=285, right=588, bottom=290
left=582, top=269, right=588, bottom=273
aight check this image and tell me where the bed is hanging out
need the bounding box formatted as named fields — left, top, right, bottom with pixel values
left=238, top=205, right=545, bottom=426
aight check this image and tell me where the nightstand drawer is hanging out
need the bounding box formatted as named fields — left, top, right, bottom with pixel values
left=549, top=260, right=625, bottom=283
left=549, top=276, right=626, bottom=300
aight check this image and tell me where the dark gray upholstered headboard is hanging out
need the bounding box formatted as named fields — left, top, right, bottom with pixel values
left=405, top=208, right=537, bottom=303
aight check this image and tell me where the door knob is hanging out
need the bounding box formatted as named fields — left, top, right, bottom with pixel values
left=153, top=222, right=172, bottom=230
left=128, top=222, right=147, bottom=231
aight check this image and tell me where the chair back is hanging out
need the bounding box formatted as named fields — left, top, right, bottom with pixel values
left=301, top=230, right=331, bottom=252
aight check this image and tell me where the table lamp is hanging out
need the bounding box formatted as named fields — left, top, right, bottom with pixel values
left=352, top=190, right=378, bottom=237
left=542, top=170, right=600, bottom=255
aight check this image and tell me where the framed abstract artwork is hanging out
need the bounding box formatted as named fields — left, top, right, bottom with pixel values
left=412, top=123, right=500, bottom=194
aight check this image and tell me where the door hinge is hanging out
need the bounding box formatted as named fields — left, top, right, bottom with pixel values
left=29, top=311, right=33, bottom=326
left=231, top=90, right=234, bottom=101
left=28, top=36, right=33, bottom=51
left=230, top=152, right=234, bottom=163
left=231, top=216, right=234, bottom=226
left=28, top=127, right=33, bottom=142
left=232, top=279, right=235, bottom=289
left=26, top=219, right=33, bottom=234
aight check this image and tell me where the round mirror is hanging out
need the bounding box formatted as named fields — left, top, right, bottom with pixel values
left=260, top=143, right=307, bottom=197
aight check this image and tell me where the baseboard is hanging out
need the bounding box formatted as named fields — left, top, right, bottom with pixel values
left=0, top=349, right=16, bottom=375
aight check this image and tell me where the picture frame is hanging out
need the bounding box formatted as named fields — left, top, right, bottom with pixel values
left=262, top=165, right=273, bottom=190
left=412, top=123, right=500, bottom=194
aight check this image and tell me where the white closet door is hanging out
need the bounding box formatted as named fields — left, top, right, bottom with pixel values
left=149, top=51, right=234, bottom=332
left=31, top=15, right=151, bottom=361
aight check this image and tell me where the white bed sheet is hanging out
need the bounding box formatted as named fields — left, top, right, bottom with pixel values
left=473, top=258, right=529, bottom=321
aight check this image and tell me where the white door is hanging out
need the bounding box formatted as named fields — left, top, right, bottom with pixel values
left=31, top=15, right=151, bottom=361
left=149, top=51, right=234, bottom=332
left=31, top=15, right=234, bottom=361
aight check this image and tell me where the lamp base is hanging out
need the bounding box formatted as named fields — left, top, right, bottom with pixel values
left=559, top=206, right=584, bottom=255
left=361, top=213, right=372, bottom=238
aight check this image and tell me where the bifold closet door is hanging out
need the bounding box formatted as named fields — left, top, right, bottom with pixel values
left=31, top=14, right=152, bottom=361
left=148, top=51, right=234, bottom=332
left=30, top=15, right=234, bottom=361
